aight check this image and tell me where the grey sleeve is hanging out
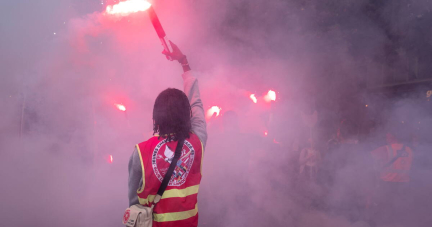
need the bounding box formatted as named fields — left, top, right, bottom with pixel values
left=128, top=147, right=141, bottom=207
left=182, top=71, right=208, bottom=149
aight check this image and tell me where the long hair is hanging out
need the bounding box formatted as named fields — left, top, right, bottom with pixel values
left=153, top=88, right=192, bottom=142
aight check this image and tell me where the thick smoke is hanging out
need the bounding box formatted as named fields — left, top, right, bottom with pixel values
left=1, top=0, right=432, bottom=226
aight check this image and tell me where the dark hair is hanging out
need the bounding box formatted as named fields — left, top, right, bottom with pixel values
left=153, top=88, right=191, bottom=142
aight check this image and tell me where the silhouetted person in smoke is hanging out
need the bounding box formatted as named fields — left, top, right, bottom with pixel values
left=299, top=138, right=321, bottom=182
left=128, top=41, right=207, bottom=227
left=370, top=122, right=413, bottom=225
left=320, top=119, right=371, bottom=222
left=321, top=119, right=359, bottom=189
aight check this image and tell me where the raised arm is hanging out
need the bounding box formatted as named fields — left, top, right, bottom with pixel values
left=163, top=41, right=208, bottom=148
left=182, top=71, right=207, bottom=148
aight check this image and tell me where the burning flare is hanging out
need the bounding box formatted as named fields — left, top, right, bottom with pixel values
left=206, top=106, right=221, bottom=119
left=264, top=90, right=277, bottom=102
left=115, top=104, right=127, bottom=112
left=109, top=155, right=113, bottom=164
left=250, top=94, right=257, bottom=103
left=106, top=0, right=151, bottom=16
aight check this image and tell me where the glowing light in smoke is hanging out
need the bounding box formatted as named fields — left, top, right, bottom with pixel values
left=268, top=90, right=276, bottom=101
left=106, top=0, right=151, bottom=16
left=264, top=131, right=268, bottom=136
left=250, top=94, right=257, bottom=103
left=109, top=155, right=113, bottom=163
left=115, top=104, right=126, bottom=112
left=264, top=90, right=277, bottom=102
left=206, top=106, right=221, bottom=119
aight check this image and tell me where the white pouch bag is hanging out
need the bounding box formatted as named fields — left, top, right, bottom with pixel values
left=122, top=195, right=161, bottom=227
left=122, top=203, right=154, bottom=227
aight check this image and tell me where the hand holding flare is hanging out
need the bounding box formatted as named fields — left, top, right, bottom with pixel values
left=163, top=41, right=191, bottom=73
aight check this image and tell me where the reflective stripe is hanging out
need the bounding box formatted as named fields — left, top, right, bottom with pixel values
left=163, top=185, right=199, bottom=199
left=153, top=204, right=198, bottom=222
left=136, top=144, right=145, bottom=194
left=138, top=195, right=153, bottom=205
left=138, top=185, right=199, bottom=204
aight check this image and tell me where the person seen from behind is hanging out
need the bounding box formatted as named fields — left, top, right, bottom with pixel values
left=128, top=41, right=207, bottom=227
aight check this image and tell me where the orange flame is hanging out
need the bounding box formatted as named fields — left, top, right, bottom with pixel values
left=106, top=0, right=151, bottom=16
left=250, top=94, right=257, bottom=103
left=206, top=106, right=221, bottom=119
left=115, top=104, right=126, bottom=112
left=264, top=90, right=277, bottom=102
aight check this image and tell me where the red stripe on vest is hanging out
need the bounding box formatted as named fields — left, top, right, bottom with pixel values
left=154, top=194, right=198, bottom=213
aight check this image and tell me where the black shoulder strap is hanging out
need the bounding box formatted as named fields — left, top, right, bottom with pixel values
left=152, top=138, right=184, bottom=206
left=383, top=145, right=406, bottom=168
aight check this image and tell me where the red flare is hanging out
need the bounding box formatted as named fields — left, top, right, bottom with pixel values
left=106, top=0, right=151, bottom=16
left=264, top=90, right=277, bottom=102
left=206, top=106, right=221, bottom=119
left=250, top=94, right=257, bottom=103
left=115, top=104, right=126, bottom=112
left=108, top=155, right=113, bottom=164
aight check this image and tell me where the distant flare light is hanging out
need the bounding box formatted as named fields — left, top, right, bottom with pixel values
left=268, top=90, right=276, bottom=101
left=116, top=104, right=127, bottom=112
left=109, top=155, right=113, bottom=164
left=264, top=90, right=277, bottom=102
left=210, top=106, right=221, bottom=116
left=105, top=0, right=151, bottom=16
left=206, top=106, right=221, bottom=119
left=250, top=94, right=257, bottom=103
